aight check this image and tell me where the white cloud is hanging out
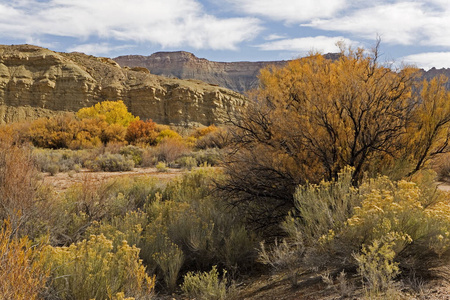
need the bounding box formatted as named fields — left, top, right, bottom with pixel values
left=264, top=34, right=286, bottom=41
left=0, top=0, right=262, bottom=52
left=304, top=1, right=450, bottom=47
left=224, top=0, right=346, bottom=23
left=401, top=52, right=450, bottom=70
left=257, top=36, right=357, bottom=54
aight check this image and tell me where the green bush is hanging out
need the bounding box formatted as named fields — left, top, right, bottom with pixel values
left=181, top=266, right=229, bottom=300
left=86, top=153, right=135, bottom=172
left=52, top=170, right=256, bottom=292
left=155, top=161, right=168, bottom=172
left=150, top=232, right=185, bottom=292
left=192, top=148, right=222, bottom=166
left=353, top=233, right=402, bottom=296
left=120, top=145, right=144, bottom=166
left=50, top=177, right=134, bottom=245
left=177, top=156, right=198, bottom=170
left=44, top=234, right=154, bottom=299
left=141, top=171, right=257, bottom=274
left=86, top=210, right=148, bottom=250
left=32, top=148, right=92, bottom=173
left=106, top=176, right=163, bottom=210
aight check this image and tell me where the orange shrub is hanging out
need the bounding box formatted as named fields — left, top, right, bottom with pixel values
left=28, top=114, right=77, bottom=149
left=125, top=119, right=158, bottom=145
left=27, top=113, right=128, bottom=149
left=191, top=125, right=218, bottom=139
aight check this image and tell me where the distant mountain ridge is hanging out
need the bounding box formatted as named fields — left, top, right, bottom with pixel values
left=114, top=52, right=450, bottom=93
left=0, top=45, right=246, bottom=125
left=114, top=51, right=288, bottom=93
left=419, top=67, right=450, bottom=90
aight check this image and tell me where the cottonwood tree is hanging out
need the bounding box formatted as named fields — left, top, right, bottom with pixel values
left=220, top=45, right=450, bottom=232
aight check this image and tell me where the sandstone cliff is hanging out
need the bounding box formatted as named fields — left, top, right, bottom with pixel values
left=0, top=45, right=246, bottom=125
left=114, top=51, right=287, bottom=93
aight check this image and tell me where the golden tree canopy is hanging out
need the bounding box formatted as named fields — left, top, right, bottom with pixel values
left=76, top=100, right=138, bottom=127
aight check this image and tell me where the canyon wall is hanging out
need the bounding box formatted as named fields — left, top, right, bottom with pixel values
left=0, top=45, right=246, bottom=125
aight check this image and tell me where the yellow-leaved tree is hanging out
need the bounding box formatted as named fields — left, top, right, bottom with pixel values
left=77, top=100, right=138, bottom=127
left=221, top=44, right=450, bottom=231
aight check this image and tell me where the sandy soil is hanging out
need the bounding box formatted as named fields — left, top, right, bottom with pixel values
left=437, top=182, right=450, bottom=193
left=41, top=167, right=185, bottom=192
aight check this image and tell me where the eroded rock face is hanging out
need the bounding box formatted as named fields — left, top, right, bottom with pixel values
left=114, top=51, right=287, bottom=93
left=0, top=45, right=246, bottom=125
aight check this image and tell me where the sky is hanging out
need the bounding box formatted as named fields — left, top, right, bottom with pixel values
left=0, top=0, right=450, bottom=69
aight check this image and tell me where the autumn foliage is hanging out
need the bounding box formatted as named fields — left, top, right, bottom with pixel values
left=76, top=100, right=138, bottom=127
left=0, top=221, right=49, bottom=300
left=125, top=119, right=158, bottom=145
left=222, top=45, right=450, bottom=230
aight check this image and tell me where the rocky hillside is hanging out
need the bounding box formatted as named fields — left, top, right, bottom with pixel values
left=0, top=45, right=246, bottom=125
left=114, top=51, right=287, bottom=93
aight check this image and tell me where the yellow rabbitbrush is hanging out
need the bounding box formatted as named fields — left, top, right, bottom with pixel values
left=44, top=234, right=155, bottom=300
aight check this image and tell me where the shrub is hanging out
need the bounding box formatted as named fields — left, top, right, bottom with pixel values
left=258, top=239, right=303, bottom=286
left=0, top=144, right=42, bottom=236
left=50, top=177, right=132, bottom=245
left=181, top=266, right=229, bottom=300
left=435, top=154, right=450, bottom=182
left=142, top=170, right=257, bottom=274
left=192, top=148, right=222, bottom=166
left=86, top=210, right=148, bottom=250
left=0, top=221, right=49, bottom=300
left=263, top=167, right=450, bottom=288
left=150, top=233, right=185, bottom=292
left=353, top=233, right=403, bottom=296
left=100, top=123, right=127, bottom=144
left=191, top=125, right=218, bottom=139
left=27, top=113, right=129, bottom=149
left=86, top=153, right=135, bottom=172
left=120, top=145, right=144, bottom=165
left=32, top=148, right=93, bottom=173
left=193, top=126, right=231, bottom=150
left=125, top=119, right=158, bottom=145
left=156, top=161, right=168, bottom=172
left=44, top=234, right=155, bottom=299
left=152, top=137, right=190, bottom=165
left=156, top=129, right=182, bottom=144
left=177, top=156, right=198, bottom=170
left=27, top=114, right=77, bottom=149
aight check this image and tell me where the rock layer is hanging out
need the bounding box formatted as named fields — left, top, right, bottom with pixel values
left=114, top=51, right=287, bottom=93
left=0, top=45, right=246, bottom=125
